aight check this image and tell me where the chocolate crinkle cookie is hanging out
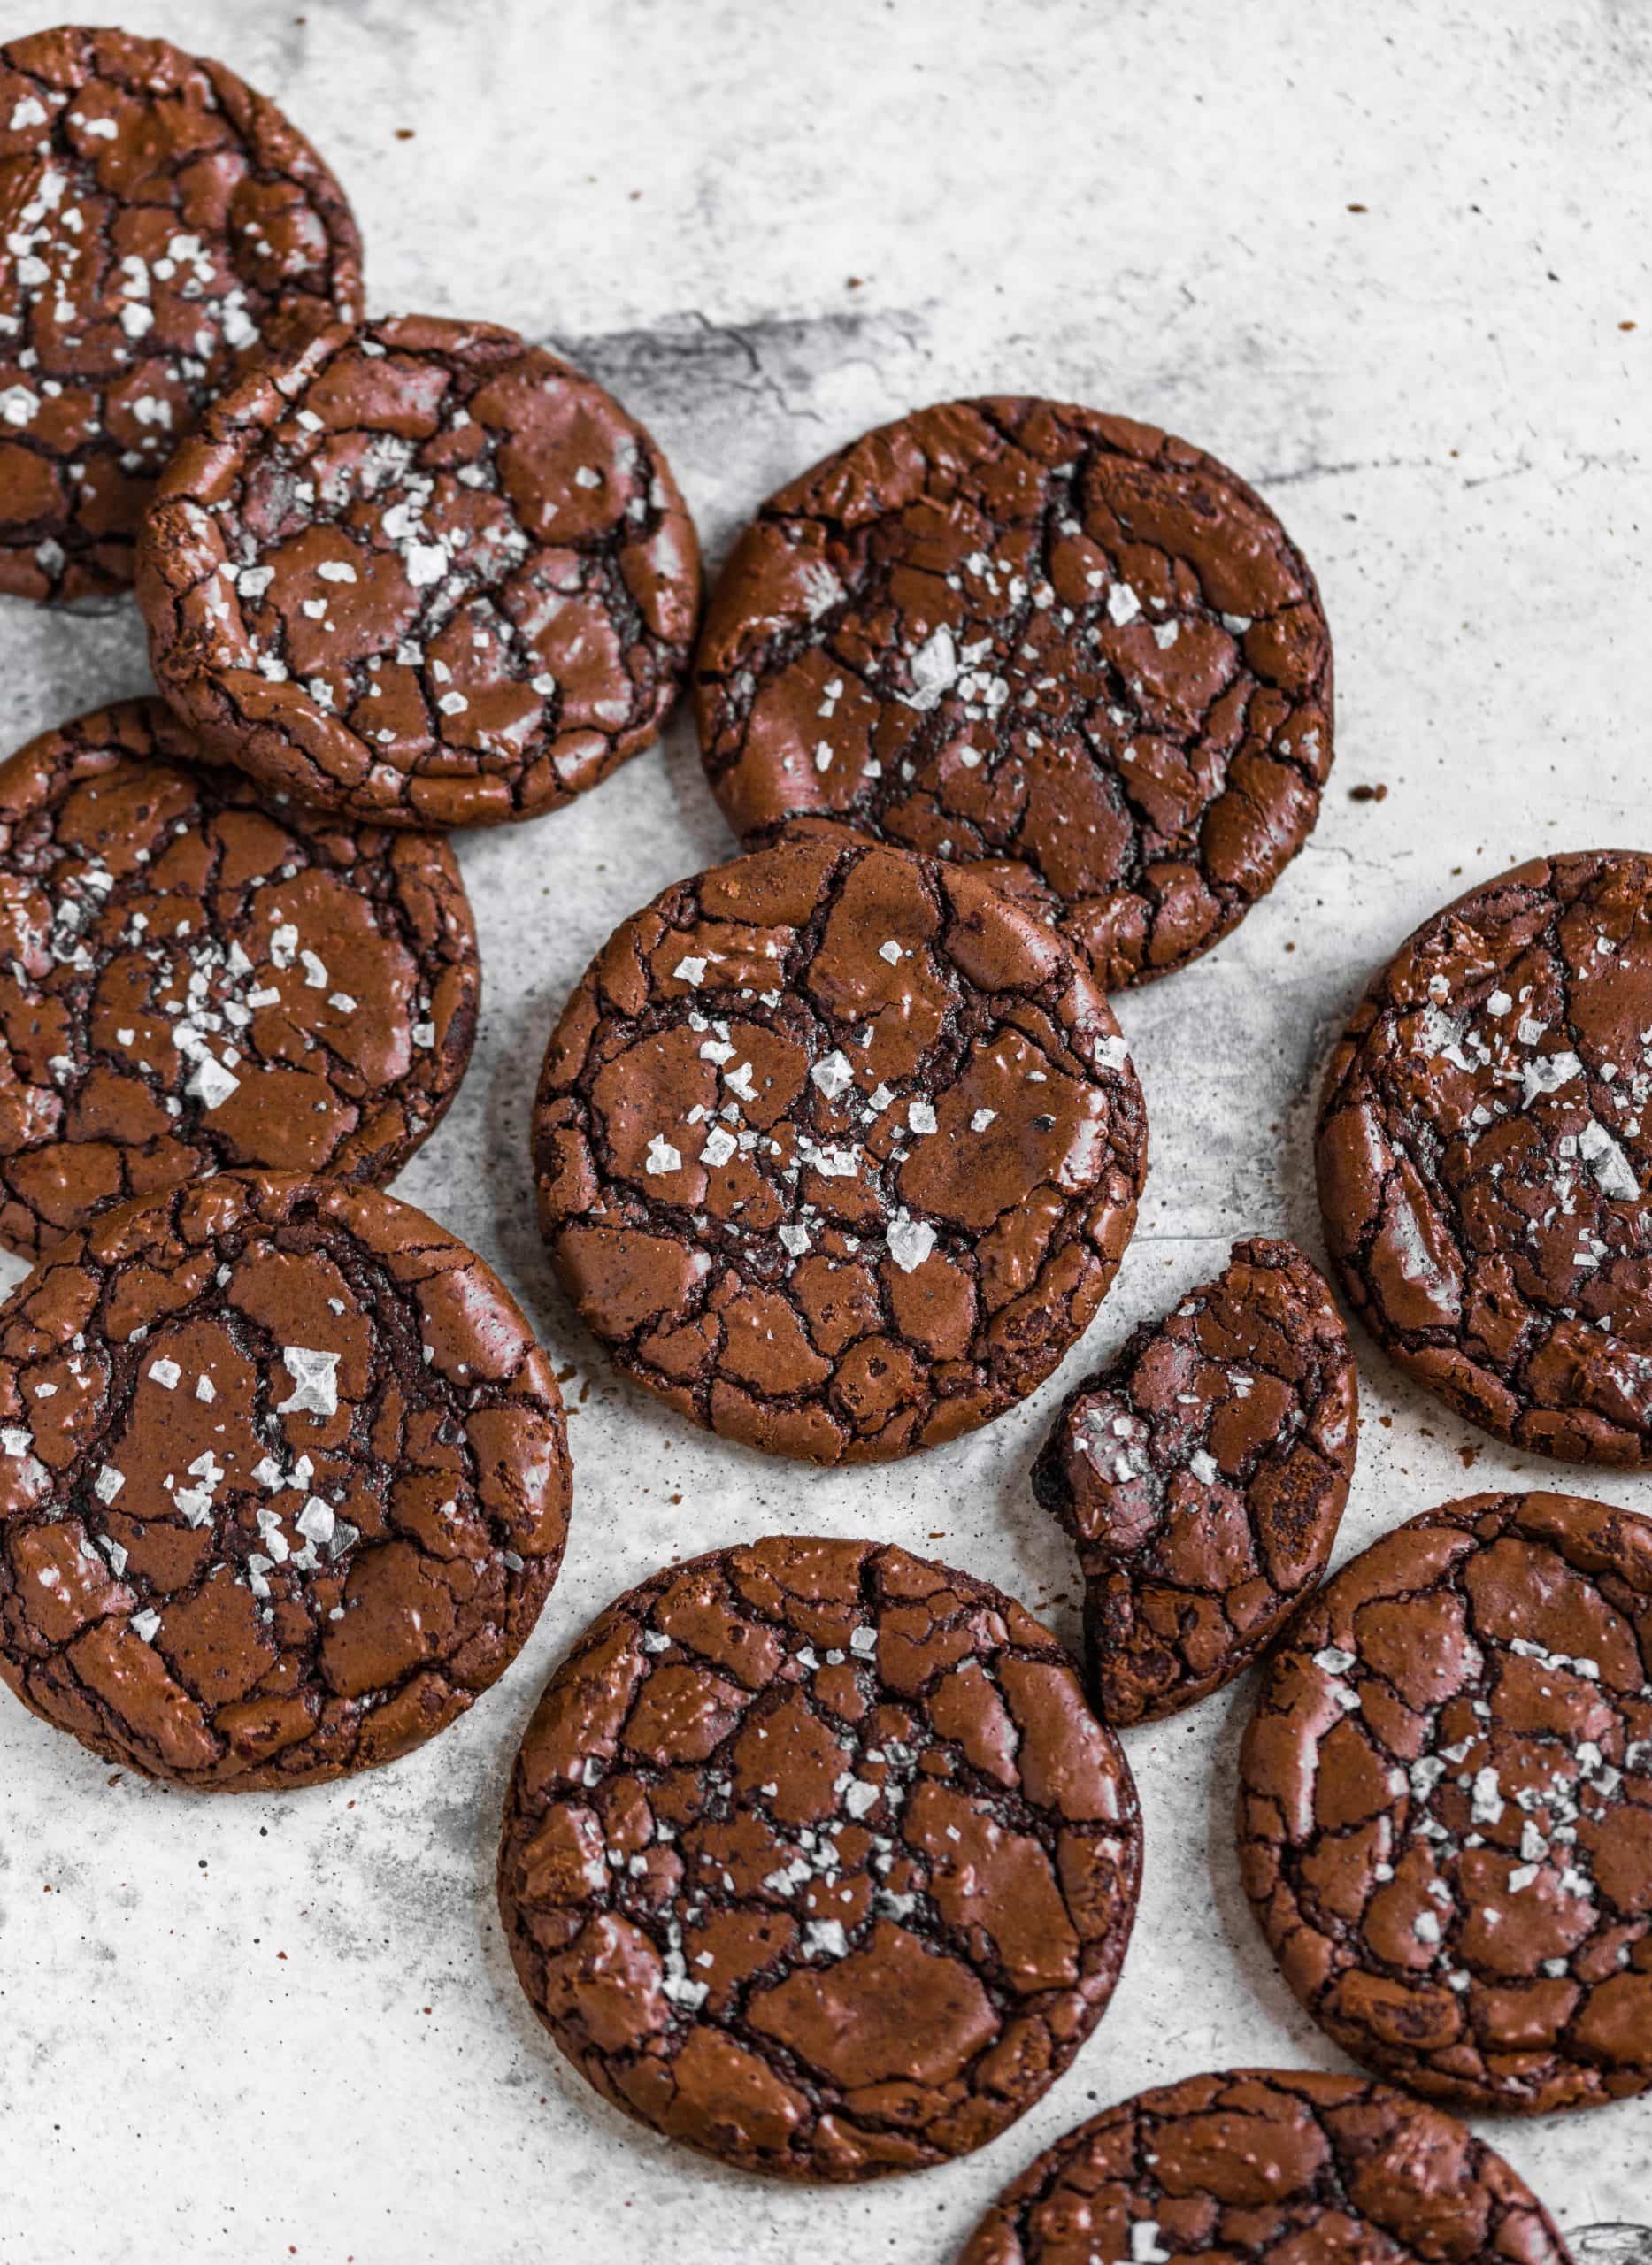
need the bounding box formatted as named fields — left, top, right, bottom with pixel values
left=1032, top=1237, right=1356, bottom=1724
left=0, top=697, right=479, bottom=1258
left=0, top=24, right=362, bottom=600
left=957, top=2067, right=1571, bottom=2265
left=533, top=825, right=1149, bottom=1463
left=0, top=1171, right=572, bottom=1789
left=1319, top=851, right=1652, bottom=1467
left=497, top=1536, right=1141, bottom=2181
left=138, top=312, right=702, bottom=828
left=694, top=397, right=1332, bottom=988
left=1239, top=1490, right=1652, bottom=2115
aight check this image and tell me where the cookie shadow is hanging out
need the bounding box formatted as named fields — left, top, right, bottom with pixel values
left=984, top=1367, right=1101, bottom=1661
left=654, top=706, right=738, bottom=878
left=1199, top=1670, right=1366, bottom=2077
left=477, top=979, right=717, bottom=1487
left=467, top=1678, right=844, bottom=2216
left=1278, top=998, right=1351, bottom=1278
left=1283, top=988, right=1537, bottom=1540
left=464, top=1670, right=639, bottom=2147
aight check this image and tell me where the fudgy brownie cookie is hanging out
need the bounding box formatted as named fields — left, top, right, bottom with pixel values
left=497, top=1536, right=1141, bottom=2180
left=1318, top=852, right=1652, bottom=1467
left=138, top=313, right=701, bottom=828
left=0, top=697, right=478, bottom=1258
left=1032, top=1237, right=1356, bottom=1724
left=0, top=1171, right=571, bottom=1788
left=694, top=397, right=1332, bottom=988
left=1239, top=1491, right=1652, bottom=2114
left=957, top=2067, right=1571, bottom=2265
left=0, top=25, right=361, bottom=601
left=533, top=825, right=1149, bottom=1463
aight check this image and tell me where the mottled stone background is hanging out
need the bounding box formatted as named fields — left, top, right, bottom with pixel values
left=0, top=1, right=1647, bottom=2256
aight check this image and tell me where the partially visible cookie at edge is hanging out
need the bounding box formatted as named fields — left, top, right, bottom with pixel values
left=0, top=1171, right=572, bottom=1788
left=1033, top=1235, right=1356, bottom=1724
left=1238, top=1489, right=1652, bottom=2115
left=1318, top=850, right=1652, bottom=1466
left=0, top=24, right=362, bottom=600
left=533, top=824, right=1149, bottom=1463
left=957, top=2067, right=1572, bottom=2265
left=138, top=313, right=702, bottom=828
left=0, top=697, right=479, bottom=1258
left=497, top=1534, right=1142, bottom=2181
left=695, top=396, right=1332, bottom=988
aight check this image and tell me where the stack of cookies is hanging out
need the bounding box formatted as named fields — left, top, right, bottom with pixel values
left=0, top=22, right=1643, bottom=2259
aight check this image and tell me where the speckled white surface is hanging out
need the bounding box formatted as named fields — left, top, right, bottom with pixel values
left=0, top=1, right=1648, bottom=2256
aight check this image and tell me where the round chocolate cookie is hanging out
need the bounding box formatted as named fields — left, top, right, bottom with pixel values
left=0, top=25, right=361, bottom=602
left=1318, top=852, right=1652, bottom=1467
left=532, top=825, right=1149, bottom=1463
left=0, top=697, right=479, bottom=1259
left=0, top=1171, right=572, bottom=1788
left=496, top=1535, right=1141, bottom=2181
left=957, top=2067, right=1571, bottom=2265
left=1032, top=1237, right=1357, bottom=1725
left=1239, top=1491, right=1652, bottom=2115
left=138, top=313, right=702, bottom=829
left=694, top=397, right=1331, bottom=989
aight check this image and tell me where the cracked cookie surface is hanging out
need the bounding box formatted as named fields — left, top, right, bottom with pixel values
left=138, top=312, right=702, bottom=828
left=533, top=825, right=1149, bottom=1463
left=497, top=1535, right=1141, bottom=2181
left=0, top=24, right=361, bottom=601
left=957, top=2065, right=1571, bottom=2265
left=1032, top=1237, right=1356, bottom=1725
left=0, top=697, right=479, bottom=1258
left=0, top=1170, right=572, bottom=1788
left=694, top=397, right=1331, bottom=988
left=1318, top=853, right=1652, bottom=1466
left=1238, top=1490, right=1652, bottom=2114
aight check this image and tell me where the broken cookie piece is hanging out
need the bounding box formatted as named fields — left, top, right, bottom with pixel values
left=1033, top=1236, right=1356, bottom=1724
